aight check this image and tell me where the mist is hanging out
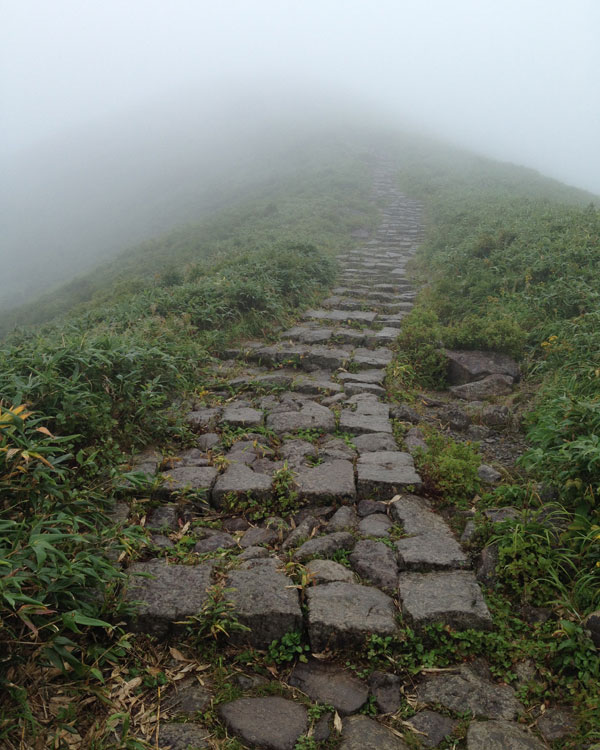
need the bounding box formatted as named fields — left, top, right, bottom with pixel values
left=2, top=0, right=599, bottom=309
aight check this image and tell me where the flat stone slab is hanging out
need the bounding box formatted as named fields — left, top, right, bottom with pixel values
left=193, top=531, right=237, bottom=554
left=327, top=506, right=358, bottom=531
left=304, top=309, right=377, bottom=323
left=158, top=723, right=210, bottom=749
left=368, top=671, right=402, bottom=714
left=357, top=451, right=422, bottom=498
left=350, top=540, right=398, bottom=592
left=266, top=401, right=335, bottom=434
left=212, top=463, right=273, bottom=509
left=344, top=381, right=386, bottom=397
left=306, top=558, right=356, bottom=584
left=445, top=349, right=520, bottom=385
left=340, top=715, right=410, bottom=750
left=450, top=374, right=514, bottom=401
left=295, top=459, right=356, bottom=503
left=417, top=666, right=524, bottom=720
left=222, top=405, right=264, bottom=428
left=160, top=466, right=218, bottom=496
left=407, top=710, right=457, bottom=748
left=126, top=559, right=213, bottom=637
left=339, top=411, right=392, bottom=435
left=186, top=408, right=222, bottom=431
left=399, top=571, right=492, bottom=630
left=307, top=582, right=397, bottom=651
left=282, top=326, right=334, bottom=344
left=293, top=531, right=356, bottom=562
left=338, top=369, right=386, bottom=385
left=219, top=697, right=308, bottom=750
left=225, top=567, right=302, bottom=648
left=396, top=534, right=468, bottom=571
left=467, top=720, right=545, bottom=750
left=289, top=658, right=368, bottom=715
left=352, top=347, right=393, bottom=368
left=358, top=513, right=392, bottom=537
left=353, top=432, right=398, bottom=453
left=292, top=373, right=343, bottom=396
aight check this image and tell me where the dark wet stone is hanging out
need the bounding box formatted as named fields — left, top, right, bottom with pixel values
left=368, top=671, right=402, bottom=714
left=467, top=720, right=545, bottom=750
left=222, top=517, right=250, bottom=532
left=281, top=515, right=320, bottom=551
left=328, top=506, right=358, bottom=531
left=340, top=715, right=410, bottom=750
left=307, top=582, right=396, bottom=651
left=399, top=571, right=492, bottom=631
left=146, top=505, right=180, bottom=531
left=193, top=531, right=236, bottom=554
left=126, top=559, right=213, bottom=637
left=293, top=532, right=356, bottom=563
left=350, top=539, right=398, bottom=592
left=219, top=696, right=308, bottom=750
left=225, top=567, right=302, bottom=649
left=416, top=665, right=523, bottom=720
left=408, top=710, right=457, bottom=747
left=158, top=723, right=209, bottom=749
left=289, top=658, right=368, bottom=715
left=357, top=498, right=388, bottom=517
left=537, top=706, right=577, bottom=742
left=240, top=526, right=279, bottom=548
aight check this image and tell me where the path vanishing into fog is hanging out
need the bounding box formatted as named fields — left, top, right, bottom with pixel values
left=113, top=164, right=544, bottom=750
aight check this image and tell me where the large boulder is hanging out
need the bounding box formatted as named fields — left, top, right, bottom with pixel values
left=445, top=350, right=520, bottom=385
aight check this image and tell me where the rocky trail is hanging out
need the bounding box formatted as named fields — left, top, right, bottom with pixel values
left=114, top=166, right=551, bottom=749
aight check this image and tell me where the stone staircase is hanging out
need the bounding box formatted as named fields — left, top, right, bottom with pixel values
left=115, top=165, right=546, bottom=750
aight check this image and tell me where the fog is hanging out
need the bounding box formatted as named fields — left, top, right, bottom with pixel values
left=1, top=0, right=599, bottom=309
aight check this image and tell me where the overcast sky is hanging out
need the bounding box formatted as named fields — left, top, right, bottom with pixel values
left=2, top=0, right=599, bottom=192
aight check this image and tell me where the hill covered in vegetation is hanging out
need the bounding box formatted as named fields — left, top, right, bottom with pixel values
left=1, top=131, right=599, bottom=749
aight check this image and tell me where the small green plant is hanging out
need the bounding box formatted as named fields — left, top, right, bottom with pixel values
left=184, top=585, right=250, bottom=641
left=331, top=548, right=352, bottom=568
left=272, top=463, right=301, bottom=516
left=294, top=736, right=318, bottom=750
left=266, top=631, right=310, bottom=665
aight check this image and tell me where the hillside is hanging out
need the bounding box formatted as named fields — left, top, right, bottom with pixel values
left=1, top=133, right=598, bottom=750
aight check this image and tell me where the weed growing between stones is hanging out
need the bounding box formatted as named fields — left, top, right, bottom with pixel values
left=266, top=631, right=310, bottom=665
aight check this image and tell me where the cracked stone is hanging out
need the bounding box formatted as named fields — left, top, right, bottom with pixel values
left=357, top=451, right=421, bottom=498
left=295, top=459, right=356, bottom=503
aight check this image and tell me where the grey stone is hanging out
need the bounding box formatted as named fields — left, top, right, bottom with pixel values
left=340, top=410, right=392, bottom=435
left=445, top=349, right=520, bottom=385
left=293, top=532, right=356, bottom=562
left=280, top=439, right=317, bottom=467
left=476, top=544, right=499, bottom=586
left=186, top=408, right=222, bottom=431
left=328, top=506, right=358, bottom=531
left=467, top=720, right=545, bottom=750
left=292, top=373, right=344, bottom=396
left=344, top=382, right=386, bottom=397
left=238, top=546, right=270, bottom=561
left=353, top=432, right=398, bottom=453
left=396, top=533, right=467, bottom=571
left=389, top=404, right=420, bottom=423
left=295, top=459, right=356, bottom=503
left=307, top=582, right=397, bottom=651
left=219, top=697, right=308, bottom=750
left=196, top=432, right=220, bottom=450
left=222, top=405, right=264, bottom=428
left=319, top=436, right=357, bottom=460
left=304, top=309, right=377, bottom=323
left=357, top=498, right=388, bottom=516
left=282, top=325, right=334, bottom=344
left=478, top=464, right=502, bottom=484
left=399, top=571, right=493, bottom=630
left=146, top=505, right=180, bottom=531
left=193, top=531, right=236, bottom=554
left=306, top=558, right=356, bottom=584
left=352, top=347, right=393, bottom=368
left=404, top=427, right=428, bottom=454
left=158, top=723, right=209, bottom=749
left=483, top=506, right=520, bottom=523
left=537, top=706, right=577, bottom=742
left=338, top=369, right=386, bottom=385
left=289, top=658, right=368, bottom=715
left=109, top=501, right=130, bottom=525
left=357, top=451, right=422, bottom=498
left=235, top=673, right=268, bottom=690
left=222, top=517, right=251, bottom=532
left=126, top=559, right=213, bottom=637
left=163, top=677, right=212, bottom=716
left=151, top=533, right=174, bottom=549
left=266, top=401, right=335, bottom=434
left=225, top=567, right=302, bottom=649
left=583, top=609, right=600, bottom=648
left=350, top=540, right=398, bottom=592
left=340, top=715, right=410, bottom=750
left=368, top=671, right=402, bottom=714
left=240, top=557, right=281, bottom=571
left=298, top=345, right=350, bottom=371
left=481, top=404, right=511, bottom=427
left=160, top=466, right=218, bottom=496
left=358, top=513, right=392, bottom=537
left=417, top=666, right=523, bottom=720
left=211, top=463, right=273, bottom=509
left=460, top=519, right=477, bottom=543
left=450, top=374, right=514, bottom=401
left=408, top=710, right=457, bottom=747
left=240, top=526, right=279, bottom=548
left=129, top=449, right=161, bottom=476
left=389, top=494, right=448, bottom=536
left=282, top=516, right=320, bottom=550
left=439, top=406, right=471, bottom=431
